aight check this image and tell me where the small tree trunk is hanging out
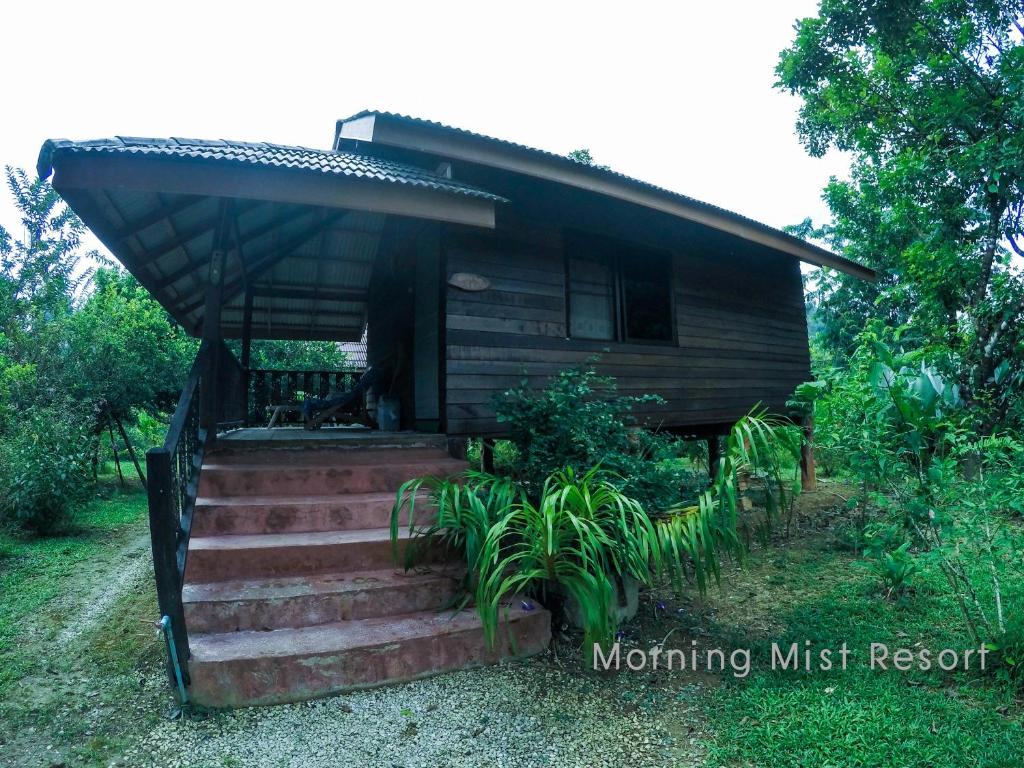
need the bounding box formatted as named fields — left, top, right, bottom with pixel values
left=108, top=419, right=125, bottom=489
left=114, top=415, right=147, bottom=490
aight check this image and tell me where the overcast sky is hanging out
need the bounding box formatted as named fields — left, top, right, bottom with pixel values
left=0, top=1, right=846, bottom=258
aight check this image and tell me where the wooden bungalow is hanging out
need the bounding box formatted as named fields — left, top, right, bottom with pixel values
left=38, top=112, right=872, bottom=706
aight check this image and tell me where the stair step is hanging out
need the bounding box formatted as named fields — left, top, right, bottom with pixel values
left=192, top=491, right=433, bottom=535
left=216, top=431, right=451, bottom=452
left=205, top=446, right=453, bottom=466
left=197, top=458, right=467, bottom=496
left=185, top=528, right=443, bottom=582
left=187, top=603, right=551, bottom=707
left=183, top=566, right=464, bottom=633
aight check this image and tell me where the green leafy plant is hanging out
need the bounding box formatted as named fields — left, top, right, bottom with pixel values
left=0, top=406, right=94, bottom=533
left=657, top=408, right=802, bottom=592
left=493, top=364, right=702, bottom=510
left=393, top=405, right=801, bottom=658
left=873, top=541, right=920, bottom=599
left=805, top=330, right=1024, bottom=679
left=474, top=466, right=656, bottom=650
left=391, top=470, right=524, bottom=599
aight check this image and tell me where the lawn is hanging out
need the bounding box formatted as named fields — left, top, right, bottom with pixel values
left=1, top=478, right=1021, bottom=767
left=693, top=536, right=1023, bottom=767
left=0, top=475, right=169, bottom=767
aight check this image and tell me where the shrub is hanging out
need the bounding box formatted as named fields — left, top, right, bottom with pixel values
left=0, top=406, right=94, bottom=534
left=989, top=613, right=1024, bottom=687
left=393, top=410, right=800, bottom=657
left=391, top=470, right=524, bottom=599
left=800, top=328, right=1024, bottom=673
left=493, top=365, right=701, bottom=510
left=476, top=466, right=656, bottom=650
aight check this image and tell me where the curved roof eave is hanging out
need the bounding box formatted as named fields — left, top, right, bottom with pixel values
left=38, top=136, right=505, bottom=230
left=35, top=136, right=509, bottom=339
left=335, top=110, right=875, bottom=281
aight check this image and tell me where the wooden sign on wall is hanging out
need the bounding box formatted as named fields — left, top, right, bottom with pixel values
left=447, top=272, right=490, bottom=292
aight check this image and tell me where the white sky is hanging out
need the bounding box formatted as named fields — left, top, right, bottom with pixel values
left=0, top=1, right=847, bottom=259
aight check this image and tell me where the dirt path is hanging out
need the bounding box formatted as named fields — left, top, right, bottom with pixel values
left=53, top=531, right=151, bottom=650
left=2, top=522, right=169, bottom=768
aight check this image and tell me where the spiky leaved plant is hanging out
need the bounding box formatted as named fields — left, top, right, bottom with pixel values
left=474, top=466, right=658, bottom=651
left=655, top=407, right=802, bottom=594
left=391, top=469, right=523, bottom=600
left=392, top=408, right=801, bottom=655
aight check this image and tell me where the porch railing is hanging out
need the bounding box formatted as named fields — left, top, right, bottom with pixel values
left=248, top=368, right=363, bottom=425
left=145, top=339, right=245, bottom=687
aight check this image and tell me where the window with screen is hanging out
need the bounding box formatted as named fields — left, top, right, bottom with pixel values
left=565, top=232, right=675, bottom=344
left=567, top=252, right=616, bottom=340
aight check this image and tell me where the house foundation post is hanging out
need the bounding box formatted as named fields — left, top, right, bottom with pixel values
left=199, top=247, right=227, bottom=444
left=800, top=415, right=817, bottom=491
left=707, top=435, right=723, bottom=480
left=481, top=439, right=495, bottom=473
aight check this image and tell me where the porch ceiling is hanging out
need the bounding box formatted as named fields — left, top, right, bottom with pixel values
left=38, top=137, right=505, bottom=340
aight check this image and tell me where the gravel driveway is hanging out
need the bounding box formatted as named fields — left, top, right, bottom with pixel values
left=127, top=653, right=709, bottom=768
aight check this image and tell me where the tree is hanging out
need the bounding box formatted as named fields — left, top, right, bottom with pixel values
left=1, top=168, right=194, bottom=497
left=777, top=0, right=1024, bottom=430
left=241, top=339, right=349, bottom=371
left=0, top=167, right=97, bottom=387
left=567, top=148, right=611, bottom=171
left=65, top=268, right=195, bottom=417
left=0, top=167, right=95, bottom=325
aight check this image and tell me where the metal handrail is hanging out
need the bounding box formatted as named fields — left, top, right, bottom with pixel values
left=145, top=339, right=244, bottom=690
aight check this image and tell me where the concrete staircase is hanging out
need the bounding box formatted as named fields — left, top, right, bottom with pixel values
left=183, top=432, right=550, bottom=708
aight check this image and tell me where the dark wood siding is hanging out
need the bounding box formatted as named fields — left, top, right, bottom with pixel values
left=442, top=221, right=810, bottom=437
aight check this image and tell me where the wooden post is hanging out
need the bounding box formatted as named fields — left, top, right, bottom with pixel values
left=145, top=447, right=190, bottom=686
left=481, top=438, right=495, bottom=473
left=447, top=437, right=469, bottom=461
left=801, top=415, right=817, bottom=491
left=199, top=248, right=226, bottom=442
left=707, top=435, right=722, bottom=480
left=240, top=284, right=253, bottom=426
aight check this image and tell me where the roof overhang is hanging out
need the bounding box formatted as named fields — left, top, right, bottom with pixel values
left=43, top=147, right=498, bottom=229
left=336, top=111, right=875, bottom=281
left=39, top=138, right=505, bottom=340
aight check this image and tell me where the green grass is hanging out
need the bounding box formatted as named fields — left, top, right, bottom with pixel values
left=700, top=545, right=1024, bottom=767
left=2, top=470, right=1021, bottom=766
left=0, top=475, right=149, bottom=695
left=0, top=474, right=167, bottom=767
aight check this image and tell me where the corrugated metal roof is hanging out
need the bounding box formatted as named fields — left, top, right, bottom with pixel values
left=336, top=109, right=788, bottom=230
left=38, top=136, right=506, bottom=203
left=335, top=110, right=874, bottom=280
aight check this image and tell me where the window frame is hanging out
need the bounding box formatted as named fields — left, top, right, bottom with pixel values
left=563, top=230, right=678, bottom=346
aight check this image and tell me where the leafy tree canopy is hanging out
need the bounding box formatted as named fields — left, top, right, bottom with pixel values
left=567, top=148, right=611, bottom=171
left=242, top=339, right=350, bottom=371
left=64, top=267, right=197, bottom=422
left=0, top=167, right=96, bottom=360
left=777, top=0, right=1024, bottom=429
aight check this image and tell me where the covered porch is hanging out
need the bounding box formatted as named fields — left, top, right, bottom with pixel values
left=38, top=137, right=509, bottom=692
left=39, top=136, right=505, bottom=434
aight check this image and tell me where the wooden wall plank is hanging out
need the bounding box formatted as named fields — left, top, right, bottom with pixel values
left=442, top=220, right=810, bottom=437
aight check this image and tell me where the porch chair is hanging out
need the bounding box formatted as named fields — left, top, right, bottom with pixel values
left=302, top=366, right=381, bottom=430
